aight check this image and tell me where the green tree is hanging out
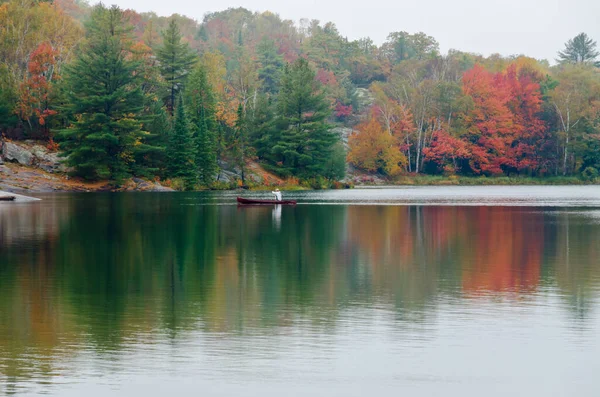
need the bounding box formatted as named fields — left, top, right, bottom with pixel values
left=324, top=141, right=346, bottom=180
left=247, top=93, right=275, bottom=161
left=549, top=65, right=600, bottom=175
left=167, top=96, right=196, bottom=189
left=156, top=19, right=197, bottom=114
left=272, top=58, right=339, bottom=178
left=383, top=31, right=439, bottom=64
left=135, top=99, right=169, bottom=177
left=557, top=33, right=600, bottom=67
left=231, top=103, right=255, bottom=184
left=185, top=63, right=217, bottom=186
left=256, top=38, right=284, bottom=94
left=0, top=64, right=18, bottom=128
left=59, top=4, right=147, bottom=182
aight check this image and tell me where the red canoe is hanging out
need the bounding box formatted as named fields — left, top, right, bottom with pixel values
left=237, top=197, right=297, bottom=205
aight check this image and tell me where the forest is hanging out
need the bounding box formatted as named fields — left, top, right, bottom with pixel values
left=1, top=0, right=600, bottom=188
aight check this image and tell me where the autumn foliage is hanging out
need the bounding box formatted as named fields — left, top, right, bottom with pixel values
left=347, top=114, right=406, bottom=176
left=16, top=42, right=59, bottom=134
left=1, top=0, right=600, bottom=181
left=459, top=64, right=546, bottom=175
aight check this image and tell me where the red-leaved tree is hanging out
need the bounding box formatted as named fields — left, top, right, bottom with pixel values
left=16, top=42, right=59, bottom=138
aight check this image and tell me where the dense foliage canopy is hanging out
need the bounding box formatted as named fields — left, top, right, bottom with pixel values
left=1, top=0, right=600, bottom=185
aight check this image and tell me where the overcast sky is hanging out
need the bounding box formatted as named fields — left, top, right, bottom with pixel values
left=102, top=0, right=600, bottom=62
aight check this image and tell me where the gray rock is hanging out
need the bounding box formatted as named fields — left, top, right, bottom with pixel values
left=217, top=169, right=243, bottom=184
left=30, top=145, right=68, bottom=173
left=148, top=183, right=175, bottom=192
left=331, top=127, right=354, bottom=149
left=2, top=142, right=34, bottom=166
left=354, top=88, right=375, bottom=109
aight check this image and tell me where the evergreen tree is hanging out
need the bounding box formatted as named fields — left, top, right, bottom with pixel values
left=247, top=93, right=275, bottom=161
left=231, top=103, right=255, bottom=184
left=557, top=33, right=600, bottom=66
left=324, top=141, right=347, bottom=180
left=167, top=96, right=196, bottom=189
left=272, top=58, right=339, bottom=178
left=195, top=117, right=217, bottom=186
left=0, top=64, right=18, bottom=128
left=256, top=38, right=284, bottom=95
left=59, top=4, right=148, bottom=182
left=156, top=20, right=197, bottom=114
left=185, top=63, right=217, bottom=186
left=135, top=100, right=169, bottom=177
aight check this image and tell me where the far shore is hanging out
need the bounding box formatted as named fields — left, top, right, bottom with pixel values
left=0, top=175, right=598, bottom=195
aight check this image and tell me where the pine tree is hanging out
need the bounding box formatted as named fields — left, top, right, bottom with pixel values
left=231, top=103, right=256, bottom=184
left=59, top=4, right=147, bottom=182
left=272, top=58, right=339, bottom=178
left=185, top=64, right=217, bottom=186
left=557, top=33, right=600, bottom=67
left=167, top=96, right=196, bottom=189
left=156, top=20, right=198, bottom=114
left=135, top=99, right=169, bottom=177
left=195, top=117, right=217, bottom=186
left=247, top=93, right=275, bottom=161
left=256, top=38, right=284, bottom=95
left=0, top=64, right=18, bottom=128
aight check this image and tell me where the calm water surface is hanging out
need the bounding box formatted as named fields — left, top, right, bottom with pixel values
left=1, top=187, right=600, bottom=396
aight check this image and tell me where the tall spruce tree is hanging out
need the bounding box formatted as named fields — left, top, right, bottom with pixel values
left=272, top=58, right=339, bottom=178
left=195, top=118, right=217, bottom=186
left=247, top=93, right=276, bottom=162
left=135, top=100, right=169, bottom=177
left=185, top=63, right=218, bottom=186
left=156, top=20, right=197, bottom=114
left=167, top=95, right=196, bottom=189
left=231, top=103, right=255, bottom=184
left=185, top=64, right=217, bottom=186
left=256, top=38, right=284, bottom=95
left=59, top=4, right=147, bottom=182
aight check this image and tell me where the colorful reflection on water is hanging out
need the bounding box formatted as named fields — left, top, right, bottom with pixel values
left=1, top=191, right=599, bottom=396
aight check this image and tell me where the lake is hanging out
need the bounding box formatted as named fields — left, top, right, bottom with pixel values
left=1, top=186, right=600, bottom=396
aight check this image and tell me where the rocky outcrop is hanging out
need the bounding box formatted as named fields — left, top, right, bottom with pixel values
left=129, top=178, right=174, bottom=192
left=0, top=139, right=68, bottom=173
left=217, top=159, right=285, bottom=186
left=342, top=164, right=388, bottom=185
left=0, top=190, right=40, bottom=202
left=331, top=127, right=354, bottom=149
left=0, top=162, right=176, bottom=193
left=1, top=141, right=34, bottom=166
left=354, top=88, right=375, bottom=109
left=30, top=145, right=69, bottom=173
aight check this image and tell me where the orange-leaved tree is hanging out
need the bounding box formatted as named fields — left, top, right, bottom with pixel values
left=16, top=42, right=59, bottom=137
left=422, top=130, right=470, bottom=175
left=347, top=114, right=406, bottom=176
left=461, top=64, right=517, bottom=175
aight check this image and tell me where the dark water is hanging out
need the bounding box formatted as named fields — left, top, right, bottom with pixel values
left=1, top=187, right=600, bottom=396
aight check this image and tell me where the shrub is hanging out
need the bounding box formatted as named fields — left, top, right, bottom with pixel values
left=582, top=167, right=599, bottom=182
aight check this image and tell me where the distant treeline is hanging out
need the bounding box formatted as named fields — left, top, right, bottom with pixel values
left=1, top=0, right=599, bottom=185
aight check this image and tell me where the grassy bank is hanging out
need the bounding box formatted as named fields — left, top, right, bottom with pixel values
left=374, top=175, right=598, bottom=186
left=141, top=174, right=600, bottom=192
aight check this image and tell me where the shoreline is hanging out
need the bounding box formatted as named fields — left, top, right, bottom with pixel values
left=1, top=162, right=598, bottom=194
left=1, top=180, right=598, bottom=194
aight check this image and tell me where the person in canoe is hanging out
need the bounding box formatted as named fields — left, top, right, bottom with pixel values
left=271, top=188, right=282, bottom=202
